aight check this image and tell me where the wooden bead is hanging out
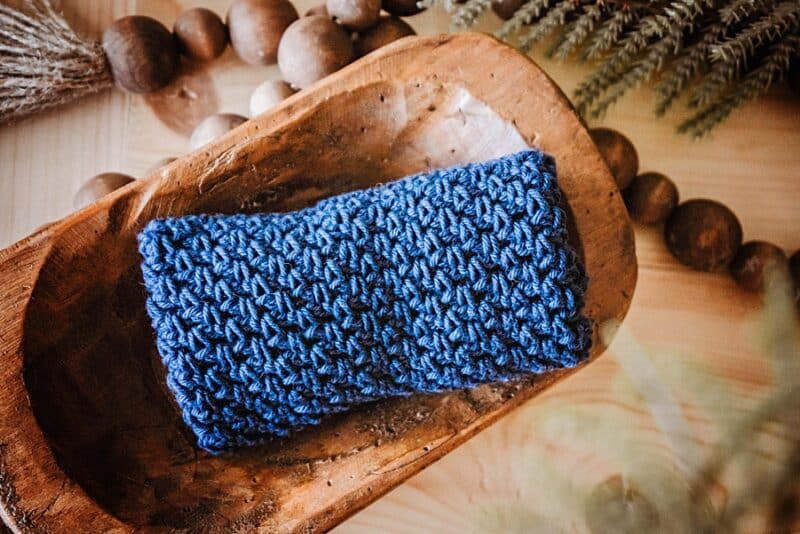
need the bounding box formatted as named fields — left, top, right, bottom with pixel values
left=590, top=128, right=639, bottom=190
left=277, top=16, right=354, bottom=89
left=382, top=0, right=426, bottom=17
left=249, top=80, right=296, bottom=116
left=189, top=113, right=248, bottom=149
left=354, top=16, right=415, bottom=57
left=665, top=199, right=743, bottom=272
left=491, top=0, right=526, bottom=20
left=789, top=250, right=800, bottom=304
left=623, top=172, right=679, bottom=225
left=227, top=0, right=299, bottom=65
left=74, top=173, right=135, bottom=209
left=173, top=8, right=228, bottom=62
left=305, top=4, right=330, bottom=17
left=102, top=16, right=179, bottom=93
left=730, top=241, right=787, bottom=292
left=327, top=0, right=381, bottom=30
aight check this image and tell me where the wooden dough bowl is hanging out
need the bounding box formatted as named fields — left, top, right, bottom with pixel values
left=0, top=34, right=635, bottom=532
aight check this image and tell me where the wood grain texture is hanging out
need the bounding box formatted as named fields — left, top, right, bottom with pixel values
left=1, top=1, right=799, bottom=533
left=0, top=33, right=633, bottom=532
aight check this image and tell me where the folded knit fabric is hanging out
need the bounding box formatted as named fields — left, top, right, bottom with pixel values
left=138, top=150, right=591, bottom=453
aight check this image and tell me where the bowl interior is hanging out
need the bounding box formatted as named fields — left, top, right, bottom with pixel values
left=21, top=79, right=543, bottom=528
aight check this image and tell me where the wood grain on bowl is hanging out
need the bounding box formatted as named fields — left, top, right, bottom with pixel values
left=0, top=34, right=635, bottom=533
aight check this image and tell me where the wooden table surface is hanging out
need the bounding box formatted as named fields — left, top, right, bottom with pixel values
left=2, top=1, right=799, bottom=532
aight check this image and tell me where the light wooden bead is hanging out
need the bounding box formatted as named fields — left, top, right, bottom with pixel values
left=590, top=128, right=639, bottom=190
left=189, top=113, right=248, bottom=150
left=277, top=16, right=354, bottom=90
left=327, top=0, right=381, bottom=31
left=354, top=16, right=415, bottom=57
left=382, top=0, right=426, bottom=17
left=729, top=241, right=787, bottom=292
left=174, top=8, right=228, bottom=62
left=102, top=16, right=179, bottom=93
left=623, top=172, right=679, bottom=225
left=227, top=0, right=299, bottom=65
left=249, top=80, right=296, bottom=116
left=665, top=199, right=743, bottom=272
left=74, top=173, right=135, bottom=209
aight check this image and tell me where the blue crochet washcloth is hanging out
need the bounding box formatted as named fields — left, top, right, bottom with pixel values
left=138, top=150, right=591, bottom=453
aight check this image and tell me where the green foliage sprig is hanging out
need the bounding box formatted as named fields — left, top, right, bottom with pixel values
left=447, top=0, right=800, bottom=137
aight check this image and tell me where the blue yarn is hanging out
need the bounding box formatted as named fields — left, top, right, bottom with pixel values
left=138, top=150, right=591, bottom=453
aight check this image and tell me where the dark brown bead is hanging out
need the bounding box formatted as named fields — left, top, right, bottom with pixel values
left=623, top=172, right=679, bottom=225
left=327, top=0, right=381, bottom=30
left=227, top=0, right=299, bottom=65
left=102, top=16, right=179, bottom=93
left=730, top=241, right=787, bottom=292
left=789, top=250, right=800, bottom=304
left=665, top=199, right=743, bottom=272
left=74, top=173, right=135, bottom=209
left=382, top=0, right=426, bottom=17
left=590, top=128, right=639, bottom=190
left=277, top=16, right=354, bottom=89
left=354, top=16, right=415, bottom=57
left=491, top=0, right=526, bottom=20
left=174, top=8, right=228, bottom=62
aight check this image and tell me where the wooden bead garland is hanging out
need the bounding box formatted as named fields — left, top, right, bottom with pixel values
left=277, top=16, right=354, bottom=89
left=591, top=128, right=639, bottom=190
left=72, top=0, right=431, bottom=212
left=249, top=80, right=296, bottom=116
left=189, top=113, right=248, bottom=150
left=102, top=16, right=179, bottom=94
left=327, top=0, right=381, bottom=31
left=730, top=241, right=787, bottom=292
left=173, top=8, right=229, bottom=62
left=665, top=200, right=743, bottom=273
left=591, top=127, right=796, bottom=299
left=354, top=16, right=416, bottom=57
left=623, top=172, right=679, bottom=225
left=227, top=0, right=300, bottom=65
left=74, top=173, right=135, bottom=209
left=382, top=0, right=427, bottom=17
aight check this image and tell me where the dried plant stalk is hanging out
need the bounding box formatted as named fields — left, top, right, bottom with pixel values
left=0, top=0, right=113, bottom=125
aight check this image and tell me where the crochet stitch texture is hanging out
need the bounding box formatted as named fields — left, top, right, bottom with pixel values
left=139, top=150, right=591, bottom=453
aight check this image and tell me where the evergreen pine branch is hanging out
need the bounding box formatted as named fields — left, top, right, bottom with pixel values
left=518, top=0, right=580, bottom=52
left=451, top=0, right=493, bottom=29
left=549, top=3, right=602, bottom=59
left=710, top=0, right=800, bottom=63
left=497, top=0, right=553, bottom=40
left=679, top=35, right=799, bottom=137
